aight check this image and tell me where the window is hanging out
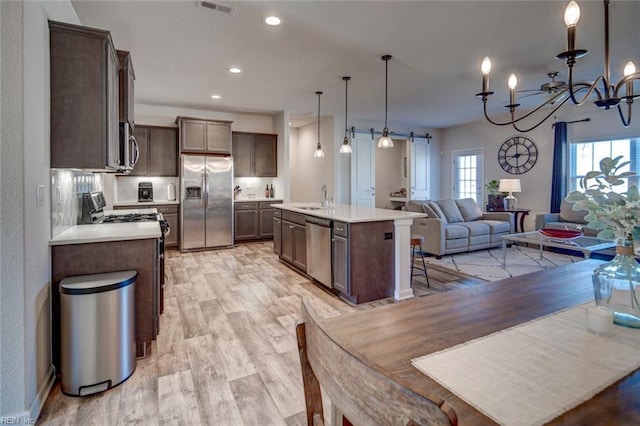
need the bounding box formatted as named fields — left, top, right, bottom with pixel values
left=453, top=149, right=482, bottom=202
left=569, top=137, right=640, bottom=192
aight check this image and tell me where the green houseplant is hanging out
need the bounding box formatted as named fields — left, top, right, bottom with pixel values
left=485, top=180, right=503, bottom=211
left=565, top=156, right=640, bottom=327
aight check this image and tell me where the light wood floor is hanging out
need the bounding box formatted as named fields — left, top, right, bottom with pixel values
left=37, top=242, right=481, bottom=425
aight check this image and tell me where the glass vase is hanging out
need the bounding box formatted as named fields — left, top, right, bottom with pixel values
left=592, top=238, right=640, bottom=328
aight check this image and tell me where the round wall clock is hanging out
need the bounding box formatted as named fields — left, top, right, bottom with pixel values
left=497, top=135, right=538, bottom=174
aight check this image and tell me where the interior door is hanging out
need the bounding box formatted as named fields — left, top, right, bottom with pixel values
left=351, top=135, right=375, bottom=208
left=410, top=137, right=430, bottom=200
left=452, top=149, right=483, bottom=203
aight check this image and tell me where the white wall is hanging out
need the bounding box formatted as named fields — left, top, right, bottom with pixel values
left=289, top=116, right=336, bottom=202
left=441, top=104, right=640, bottom=231
left=1, top=0, right=79, bottom=421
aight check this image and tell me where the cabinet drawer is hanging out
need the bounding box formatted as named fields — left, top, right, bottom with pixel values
left=156, top=204, right=178, bottom=214
left=334, top=221, right=349, bottom=237
left=235, top=202, right=258, bottom=210
left=282, top=211, right=305, bottom=226
left=260, top=200, right=282, bottom=209
left=273, top=208, right=282, bottom=218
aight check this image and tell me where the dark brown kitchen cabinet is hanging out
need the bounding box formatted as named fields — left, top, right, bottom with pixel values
left=332, top=221, right=349, bottom=295
left=156, top=205, right=179, bottom=248
left=176, top=117, right=232, bottom=154
left=117, top=50, right=135, bottom=127
left=280, top=211, right=306, bottom=272
left=49, top=21, right=121, bottom=171
left=131, top=126, right=178, bottom=176
left=232, top=132, right=277, bottom=177
left=234, top=200, right=282, bottom=242
left=273, top=209, right=282, bottom=255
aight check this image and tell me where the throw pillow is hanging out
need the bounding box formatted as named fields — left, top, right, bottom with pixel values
left=456, top=198, right=483, bottom=221
left=426, top=201, right=448, bottom=224
left=559, top=200, right=588, bottom=224
left=435, top=199, right=464, bottom=223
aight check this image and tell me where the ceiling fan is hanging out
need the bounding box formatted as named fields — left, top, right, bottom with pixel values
left=517, top=72, right=568, bottom=103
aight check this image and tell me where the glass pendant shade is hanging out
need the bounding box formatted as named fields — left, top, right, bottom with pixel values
left=378, top=55, right=394, bottom=149
left=313, top=143, right=325, bottom=158
left=340, top=76, right=352, bottom=155
left=339, top=136, right=352, bottom=154
left=313, top=91, right=325, bottom=158
left=377, top=128, right=394, bottom=148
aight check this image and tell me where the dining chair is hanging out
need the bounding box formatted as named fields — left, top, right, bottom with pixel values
left=296, top=299, right=457, bottom=426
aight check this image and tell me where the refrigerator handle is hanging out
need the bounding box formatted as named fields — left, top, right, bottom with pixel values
left=203, top=172, right=207, bottom=207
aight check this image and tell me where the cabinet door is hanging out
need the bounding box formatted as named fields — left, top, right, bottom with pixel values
left=293, top=224, right=307, bottom=272
left=254, top=134, right=277, bottom=177
left=206, top=121, right=231, bottom=153
left=181, top=120, right=206, bottom=152
left=232, top=133, right=254, bottom=177
left=234, top=209, right=259, bottom=241
left=106, top=42, right=120, bottom=170
left=281, top=220, right=294, bottom=263
left=273, top=217, right=282, bottom=255
left=163, top=213, right=179, bottom=248
left=131, top=127, right=149, bottom=176
left=117, top=50, right=134, bottom=127
left=149, top=128, right=177, bottom=176
left=332, top=234, right=349, bottom=294
left=259, top=208, right=274, bottom=238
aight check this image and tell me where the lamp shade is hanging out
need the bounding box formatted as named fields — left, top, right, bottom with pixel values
left=499, top=179, right=521, bottom=193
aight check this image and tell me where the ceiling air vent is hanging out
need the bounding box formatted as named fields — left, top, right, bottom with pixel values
left=199, top=1, right=235, bottom=15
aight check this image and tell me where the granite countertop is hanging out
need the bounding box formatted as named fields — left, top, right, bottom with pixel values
left=274, top=203, right=426, bottom=223
left=114, top=200, right=179, bottom=207
left=50, top=222, right=161, bottom=246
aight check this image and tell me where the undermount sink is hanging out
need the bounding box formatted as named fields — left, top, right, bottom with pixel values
left=299, top=206, right=322, bottom=210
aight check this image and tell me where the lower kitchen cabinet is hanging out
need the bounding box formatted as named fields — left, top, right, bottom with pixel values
left=332, top=221, right=349, bottom=294
left=273, top=209, right=282, bottom=255
left=234, top=200, right=282, bottom=242
left=280, top=210, right=307, bottom=272
left=156, top=204, right=179, bottom=248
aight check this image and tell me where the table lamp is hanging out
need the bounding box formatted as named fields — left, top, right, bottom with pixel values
left=499, top=179, right=521, bottom=210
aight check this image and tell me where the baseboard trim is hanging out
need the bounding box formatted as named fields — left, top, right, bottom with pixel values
left=28, top=364, right=56, bottom=421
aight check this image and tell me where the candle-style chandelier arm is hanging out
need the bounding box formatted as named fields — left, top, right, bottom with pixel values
left=613, top=72, right=640, bottom=100
left=566, top=66, right=606, bottom=106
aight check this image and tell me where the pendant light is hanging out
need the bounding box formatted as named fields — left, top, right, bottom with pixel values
left=339, top=76, right=352, bottom=154
left=378, top=54, right=394, bottom=148
left=313, top=91, right=325, bottom=158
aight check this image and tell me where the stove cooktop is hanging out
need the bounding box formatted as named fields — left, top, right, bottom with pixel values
left=99, top=213, right=160, bottom=223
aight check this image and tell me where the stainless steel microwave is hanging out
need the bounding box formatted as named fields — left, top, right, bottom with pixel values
left=119, top=122, right=139, bottom=172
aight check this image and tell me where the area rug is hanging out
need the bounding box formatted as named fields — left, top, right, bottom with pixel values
left=421, top=245, right=581, bottom=282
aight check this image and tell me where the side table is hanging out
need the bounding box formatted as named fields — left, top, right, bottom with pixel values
left=488, top=208, right=531, bottom=233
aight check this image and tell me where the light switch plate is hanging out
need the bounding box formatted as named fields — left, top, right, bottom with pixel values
left=36, top=185, right=45, bottom=207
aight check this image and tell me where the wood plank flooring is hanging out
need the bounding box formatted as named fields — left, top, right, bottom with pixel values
left=37, top=242, right=482, bottom=425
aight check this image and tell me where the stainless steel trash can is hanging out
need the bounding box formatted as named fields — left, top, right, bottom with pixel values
left=60, top=270, right=137, bottom=396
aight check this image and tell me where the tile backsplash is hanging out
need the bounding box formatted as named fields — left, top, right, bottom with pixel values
left=51, top=169, right=103, bottom=239
left=116, top=176, right=179, bottom=202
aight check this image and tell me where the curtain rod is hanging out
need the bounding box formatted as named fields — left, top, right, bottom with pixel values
left=552, top=117, right=591, bottom=128
left=348, top=126, right=432, bottom=143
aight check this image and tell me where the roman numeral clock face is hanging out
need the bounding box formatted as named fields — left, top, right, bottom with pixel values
left=498, top=135, right=538, bottom=174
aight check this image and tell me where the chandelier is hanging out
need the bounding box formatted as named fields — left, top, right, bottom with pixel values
left=477, top=0, right=639, bottom=132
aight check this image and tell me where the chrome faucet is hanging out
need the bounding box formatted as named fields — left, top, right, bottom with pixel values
left=321, top=184, right=328, bottom=207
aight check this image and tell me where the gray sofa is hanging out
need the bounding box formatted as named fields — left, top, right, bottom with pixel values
left=406, top=198, right=514, bottom=258
left=534, top=200, right=597, bottom=237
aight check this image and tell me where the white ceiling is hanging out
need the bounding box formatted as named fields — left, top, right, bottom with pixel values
left=71, top=0, right=640, bottom=130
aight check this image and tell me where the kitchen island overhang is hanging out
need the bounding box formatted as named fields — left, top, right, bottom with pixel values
left=273, top=203, right=427, bottom=303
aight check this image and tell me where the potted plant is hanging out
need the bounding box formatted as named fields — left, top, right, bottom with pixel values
left=485, top=179, right=502, bottom=211
left=565, top=156, right=640, bottom=327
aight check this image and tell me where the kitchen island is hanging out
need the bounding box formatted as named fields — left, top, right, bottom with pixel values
left=273, top=203, right=426, bottom=303
left=50, top=221, right=162, bottom=370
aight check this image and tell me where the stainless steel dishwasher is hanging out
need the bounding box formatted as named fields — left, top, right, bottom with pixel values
left=305, top=216, right=333, bottom=288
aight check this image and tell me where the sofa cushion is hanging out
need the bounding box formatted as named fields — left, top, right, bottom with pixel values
left=444, top=224, right=468, bottom=239
left=455, top=198, right=483, bottom=222
left=436, top=199, right=464, bottom=223
left=427, top=201, right=448, bottom=224
left=559, top=200, right=588, bottom=224
left=405, top=200, right=427, bottom=213
left=459, top=221, right=490, bottom=237
left=479, top=220, right=511, bottom=234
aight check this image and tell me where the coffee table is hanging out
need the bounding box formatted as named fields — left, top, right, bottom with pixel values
left=501, top=231, right=615, bottom=268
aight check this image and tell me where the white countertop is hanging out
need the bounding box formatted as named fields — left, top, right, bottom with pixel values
left=104, top=208, right=158, bottom=215
left=50, top=222, right=161, bottom=246
left=234, top=198, right=282, bottom=202
left=274, top=203, right=426, bottom=223
left=114, top=200, right=179, bottom=207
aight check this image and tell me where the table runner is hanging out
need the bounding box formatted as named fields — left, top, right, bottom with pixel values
left=411, top=303, right=640, bottom=426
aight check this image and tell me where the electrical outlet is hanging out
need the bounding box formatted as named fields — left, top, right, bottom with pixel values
left=36, top=185, right=45, bottom=208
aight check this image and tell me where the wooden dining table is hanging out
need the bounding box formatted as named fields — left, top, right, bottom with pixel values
left=321, top=259, right=640, bottom=425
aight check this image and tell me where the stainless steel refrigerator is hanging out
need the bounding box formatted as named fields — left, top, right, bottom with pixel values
left=180, top=155, right=233, bottom=251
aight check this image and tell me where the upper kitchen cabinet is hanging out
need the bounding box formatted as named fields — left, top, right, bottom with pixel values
left=117, top=50, right=135, bottom=127
left=176, top=117, right=232, bottom=154
left=232, top=132, right=277, bottom=177
left=49, top=21, right=121, bottom=171
left=132, top=125, right=178, bottom=176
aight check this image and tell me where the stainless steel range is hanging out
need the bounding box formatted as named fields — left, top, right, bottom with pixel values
left=79, top=191, right=169, bottom=330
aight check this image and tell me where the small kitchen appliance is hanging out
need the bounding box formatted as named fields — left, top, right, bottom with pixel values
left=138, top=182, right=153, bottom=202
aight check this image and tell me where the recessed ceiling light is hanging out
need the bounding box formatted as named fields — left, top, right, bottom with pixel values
left=211, top=94, right=221, bottom=99
left=229, top=67, right=242, bottom=74
left=264, top=16, right=281, bottom=26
